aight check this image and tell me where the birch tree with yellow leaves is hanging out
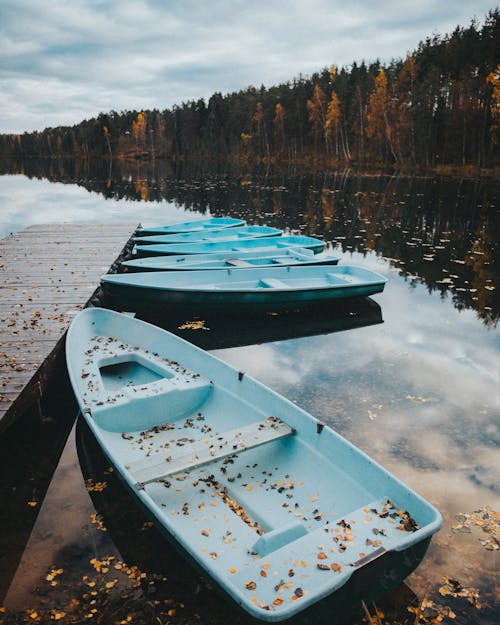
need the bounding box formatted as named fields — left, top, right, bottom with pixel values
left=131, top=112, right=147, bottom=157
left=307, top=84, right=327, bottom=152
left=365, top=69, right=397, bottom=162
left=486, top=65, right=500, bottom=146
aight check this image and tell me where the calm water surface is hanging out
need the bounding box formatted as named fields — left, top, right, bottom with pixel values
left=0, top=164, right=498, bottom=624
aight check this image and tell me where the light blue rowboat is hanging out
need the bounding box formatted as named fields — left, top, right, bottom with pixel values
left=101, top=265, right=387, bottom=313
left=66, top=308, right=441, bottom=622
left=134, top=235, right=325, bottom=257
left=121, top=248, right=341, bottom=272
left=135, top=217, right=245, bottom=236
left=134, top=225, right=283, bottom=245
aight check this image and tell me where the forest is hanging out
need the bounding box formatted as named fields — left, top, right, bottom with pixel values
left=0, top=9, right=499, bottom=171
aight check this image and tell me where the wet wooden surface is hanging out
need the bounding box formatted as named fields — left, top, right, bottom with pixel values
left=0, top=223, right=136, bottom=430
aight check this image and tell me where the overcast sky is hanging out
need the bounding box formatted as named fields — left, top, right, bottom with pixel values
left=0, top=1, right=496, bottom=134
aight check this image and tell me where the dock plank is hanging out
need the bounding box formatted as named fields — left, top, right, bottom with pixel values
left=0, top=223, right=136, bottom=430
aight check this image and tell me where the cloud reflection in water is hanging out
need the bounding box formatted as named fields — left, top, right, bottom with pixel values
left=1, top=172, right=498, bottom=620
left=213, top=268, right=500, bottom=513
left=212, top=270, right=499, bottom=612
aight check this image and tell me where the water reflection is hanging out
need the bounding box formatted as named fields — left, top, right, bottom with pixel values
left=0, top=350, right=77, bottom=605
left=1, top=159, right=499, bottom=325
left=0, top=162, right=498, bottom=624
left=135, top=297, right=383, bottom=350
left=210, top=263, right=499, bottom=623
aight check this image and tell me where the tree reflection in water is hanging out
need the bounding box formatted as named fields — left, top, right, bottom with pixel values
left=0, top=161, right=498, bottom=624
left=2, top=158, right=498, bottom=325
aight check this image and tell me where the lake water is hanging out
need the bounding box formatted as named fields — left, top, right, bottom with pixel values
left=0, top=163, right=498, bottom=624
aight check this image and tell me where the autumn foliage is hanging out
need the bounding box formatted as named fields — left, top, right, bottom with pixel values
left=0, top=10, right=498, bottom=170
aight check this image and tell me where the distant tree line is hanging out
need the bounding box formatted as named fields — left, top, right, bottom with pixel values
left=1, top=9, right=499, bottom=169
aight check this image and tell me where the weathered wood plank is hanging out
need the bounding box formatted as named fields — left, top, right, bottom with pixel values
left=0, top=222, right=136, bottom=431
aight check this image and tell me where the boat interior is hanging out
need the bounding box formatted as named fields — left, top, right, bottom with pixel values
left=77, top=333, right=434, bottom=614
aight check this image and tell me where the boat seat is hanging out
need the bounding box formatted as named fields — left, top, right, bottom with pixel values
left=83, top=339, right=212, bottom=432
left=224, top=258, right=252, bottom=267
left=231, top=497, right=408, bottom=591
left=289, top=248, right=315, bottom=259
left=128, top=416, right=295, bottom=489
left=326, top=272, right=355, bottom=284
left=258, top=278, right=289, bottom=289
left=252, top=522, right=308, bottom=556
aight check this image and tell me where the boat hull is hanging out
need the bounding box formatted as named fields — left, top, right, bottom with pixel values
left=66, top=308, right=441, bottom=622
left=134, top=235, right=325, bottom=257
left=121, top=249, right=341, bottom=272
left=77, top=415, right=432, bottom=624
left=134, top=225, right=282, bottom=245
left=135, top=217, right=245, bottom=236
left=101, top=265, right=388, bottom=313
left=103, top=281, right=385, bottom=312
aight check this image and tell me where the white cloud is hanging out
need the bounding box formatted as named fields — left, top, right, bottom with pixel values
left=0, top=0, right=495, bottom=132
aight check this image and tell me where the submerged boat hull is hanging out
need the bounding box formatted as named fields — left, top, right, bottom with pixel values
left=101, top=265, right=388, bottom=313
left=135, top=217, right=245, bottom=236
left=66, top=308, right=441, bottom=622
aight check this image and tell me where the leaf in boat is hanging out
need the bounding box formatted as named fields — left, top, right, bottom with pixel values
left=316, top=563, right=330, bottom=571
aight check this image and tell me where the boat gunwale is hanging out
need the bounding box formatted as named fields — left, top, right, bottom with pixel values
left=101, top=266, right=388, bottom=294
left=66, top=308, right=442, bottom=622
left=133, top=225, right=284, bottom=245
left=133, top=236, right=326, bottom=257
left=120, top=250, right=342, bottom=271
left=135, top=217, right=246, bottom=236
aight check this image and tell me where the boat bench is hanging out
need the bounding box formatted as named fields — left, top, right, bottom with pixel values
left=224, top=258, right=252, bottom=267
left=289, top=248, right=314, bottom=259
left=326, top=272, right=356, bottom=284
left=258, top=278, right=289, bottom=289
left=128, top=417, right=295, bottom=489
left=85, top=338, right=213, bottom=432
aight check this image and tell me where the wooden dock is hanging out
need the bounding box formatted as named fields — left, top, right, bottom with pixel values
left=0, top=223, right=136, bottom=431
